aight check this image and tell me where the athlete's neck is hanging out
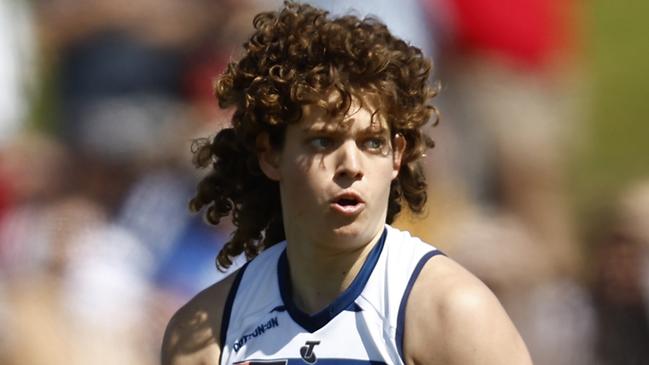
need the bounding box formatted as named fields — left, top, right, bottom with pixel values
left=284, top=228, right=383, bottom=315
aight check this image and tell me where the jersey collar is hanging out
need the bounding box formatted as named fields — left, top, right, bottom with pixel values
left=277, top=227, right=387, bottom=333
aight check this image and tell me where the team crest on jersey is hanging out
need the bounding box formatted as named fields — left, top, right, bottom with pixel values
left=299, top=340, right=321, bottom=364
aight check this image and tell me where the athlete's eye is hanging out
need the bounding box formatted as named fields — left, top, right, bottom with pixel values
left=362, top=137, right=387, bottom=152
left=308, top=137, right=334, bottom=151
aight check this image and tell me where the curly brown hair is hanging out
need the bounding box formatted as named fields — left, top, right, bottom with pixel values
left=190, top=1, right=438, bottom=269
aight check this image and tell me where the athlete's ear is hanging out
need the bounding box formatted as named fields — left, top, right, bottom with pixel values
left=257, top=132, right=281, bottom=181
left=391, top=133, right=406, bottom=179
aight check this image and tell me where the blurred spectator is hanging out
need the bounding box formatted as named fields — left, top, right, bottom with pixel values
left=1, top=1, right=263, bottom=364
left=0, top=133, right=71, bottom=278
left=593, top=237, right=649, bottom=364
left=432, top=0, right=575, bottom=67
left=415, top=0, right=586, bottom=277
left=590, top=180, right=649, bottom=364
left=0, top=0, right=36, bottom=147
left=0, top=0, right=37, bottom=227
left=396, top=2, right=591, bottom=364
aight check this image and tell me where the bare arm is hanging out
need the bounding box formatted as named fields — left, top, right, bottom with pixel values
left=403, top=255, right=533, bottom=365
left=161, top=273, right=237, bottom=365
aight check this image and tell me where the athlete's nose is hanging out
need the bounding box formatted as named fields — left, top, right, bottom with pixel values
left=334, top=140, right=364, bottom=180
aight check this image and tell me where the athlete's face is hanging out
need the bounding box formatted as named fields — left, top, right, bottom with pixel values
left=259, top=95, right=405, bottom=249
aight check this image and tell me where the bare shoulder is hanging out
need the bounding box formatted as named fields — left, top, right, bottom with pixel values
left=161, top=271, right=239, bottom=365
left=403, top=254, right=532, bottom=365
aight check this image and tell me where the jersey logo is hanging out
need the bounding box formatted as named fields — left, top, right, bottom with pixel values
left=299, top=340, right=320, bottom=364
left=233, top=317, right=280, bottom=352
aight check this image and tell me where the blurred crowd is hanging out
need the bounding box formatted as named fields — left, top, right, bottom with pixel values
left=1, top=1, right=648, bottom=364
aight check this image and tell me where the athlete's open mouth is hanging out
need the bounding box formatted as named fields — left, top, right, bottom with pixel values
left=330, top=192, right=365, bottom=216
left=337, top=197, right=359, bottom=206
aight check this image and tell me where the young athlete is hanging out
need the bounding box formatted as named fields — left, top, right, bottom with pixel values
left=162, top=2, right=532, bottom=364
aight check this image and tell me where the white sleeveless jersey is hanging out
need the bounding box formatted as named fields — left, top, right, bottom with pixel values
left=219, top=225, right=443, bottom=365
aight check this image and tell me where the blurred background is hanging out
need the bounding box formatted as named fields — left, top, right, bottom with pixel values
left=1, top=0, right=648, bottom=364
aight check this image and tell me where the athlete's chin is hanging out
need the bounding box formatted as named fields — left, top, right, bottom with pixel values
left=330, top=224, right=363, bottom=238
left=328, top=217, right=378, bottom=243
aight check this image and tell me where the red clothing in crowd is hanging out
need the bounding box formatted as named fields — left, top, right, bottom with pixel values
left=427, top=0, right=576, bottom=67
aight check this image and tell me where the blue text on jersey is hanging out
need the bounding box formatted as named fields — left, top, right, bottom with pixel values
left=233, top=317, right=280, bottom=352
